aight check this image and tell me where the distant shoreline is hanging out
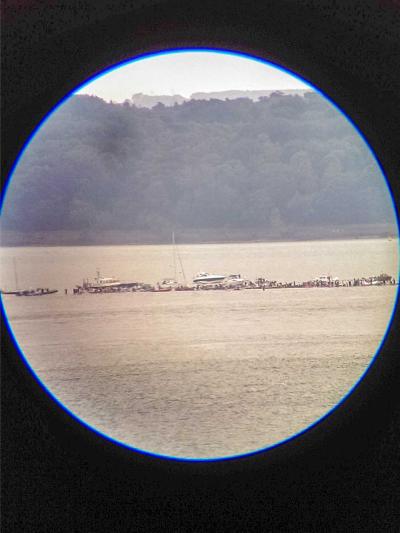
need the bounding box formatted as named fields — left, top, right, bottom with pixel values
left=1, top=233, right=398, bottom=248
left=1, top=223, right=398, bottom=248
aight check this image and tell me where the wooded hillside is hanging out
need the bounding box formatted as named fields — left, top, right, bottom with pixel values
left=1, top=92, right=396, bottom=244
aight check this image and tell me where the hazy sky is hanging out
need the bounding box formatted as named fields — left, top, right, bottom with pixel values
left=75, top=50, right=311, bottom=102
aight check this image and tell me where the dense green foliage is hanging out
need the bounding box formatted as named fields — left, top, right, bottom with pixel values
left=2, top=92, right=395, bottom=239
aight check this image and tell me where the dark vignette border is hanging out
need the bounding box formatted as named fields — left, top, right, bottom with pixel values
left=2, top=1, right=400, bottom=531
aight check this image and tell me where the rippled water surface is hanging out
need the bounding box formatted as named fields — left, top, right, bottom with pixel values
left=1, top=239, right=398, bottom=458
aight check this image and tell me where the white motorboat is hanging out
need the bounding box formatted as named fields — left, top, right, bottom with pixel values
left=193, top=272, right=226, bottom=284
left=223, top=274, right=246, bottom=287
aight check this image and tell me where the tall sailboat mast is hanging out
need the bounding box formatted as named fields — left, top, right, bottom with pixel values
left=172, top=232, right=187, bottom=285
left=173, top=232, right=187, bottom=285
left=172, top=232, right=177, bottom=281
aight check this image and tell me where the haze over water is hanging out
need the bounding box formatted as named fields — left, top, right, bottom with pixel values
left=1, top=238, right=398, bottom=458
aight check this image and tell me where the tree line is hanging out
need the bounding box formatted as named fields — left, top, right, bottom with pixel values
left=1, top=91, right=396, bottom=242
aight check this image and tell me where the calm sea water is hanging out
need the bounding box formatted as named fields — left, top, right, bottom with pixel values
left=1, top=239, right=399, bottom=459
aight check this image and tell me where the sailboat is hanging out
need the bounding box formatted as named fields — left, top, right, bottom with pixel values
left=158, top=233, right=194, bottom=291
left=0, top=258, right=20, bottom=294
left=1, top=257, right=58, bottom=296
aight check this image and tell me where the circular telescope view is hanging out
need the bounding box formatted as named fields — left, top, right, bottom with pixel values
left=1, top=49, right=398, bottom=460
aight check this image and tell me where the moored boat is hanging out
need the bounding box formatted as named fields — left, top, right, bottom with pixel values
left=83, top=271, right=122, bottom=290
left=81, top=270, right=142, bottom=292
left=223, top=274, right=246, bottom=288
left=157, top=278, right=178, bottom=290
left=15, top=288, right=58, bottom=296
left=0, top=290, right=21, bottom=295
left=156, top=233, right=193, bottom=291
left=193, top=272, right=226, bottom=284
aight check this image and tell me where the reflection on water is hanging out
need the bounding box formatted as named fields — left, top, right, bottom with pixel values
left=1, top=239, right=398, bottom=458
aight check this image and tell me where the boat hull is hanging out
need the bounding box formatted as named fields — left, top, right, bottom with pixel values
left=193, top=275, right=226, bottom=283
left=15, top=289, right=58, bottom=296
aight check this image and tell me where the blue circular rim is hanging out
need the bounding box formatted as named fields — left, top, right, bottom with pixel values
left=1, top=47, right=399, bottom=463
